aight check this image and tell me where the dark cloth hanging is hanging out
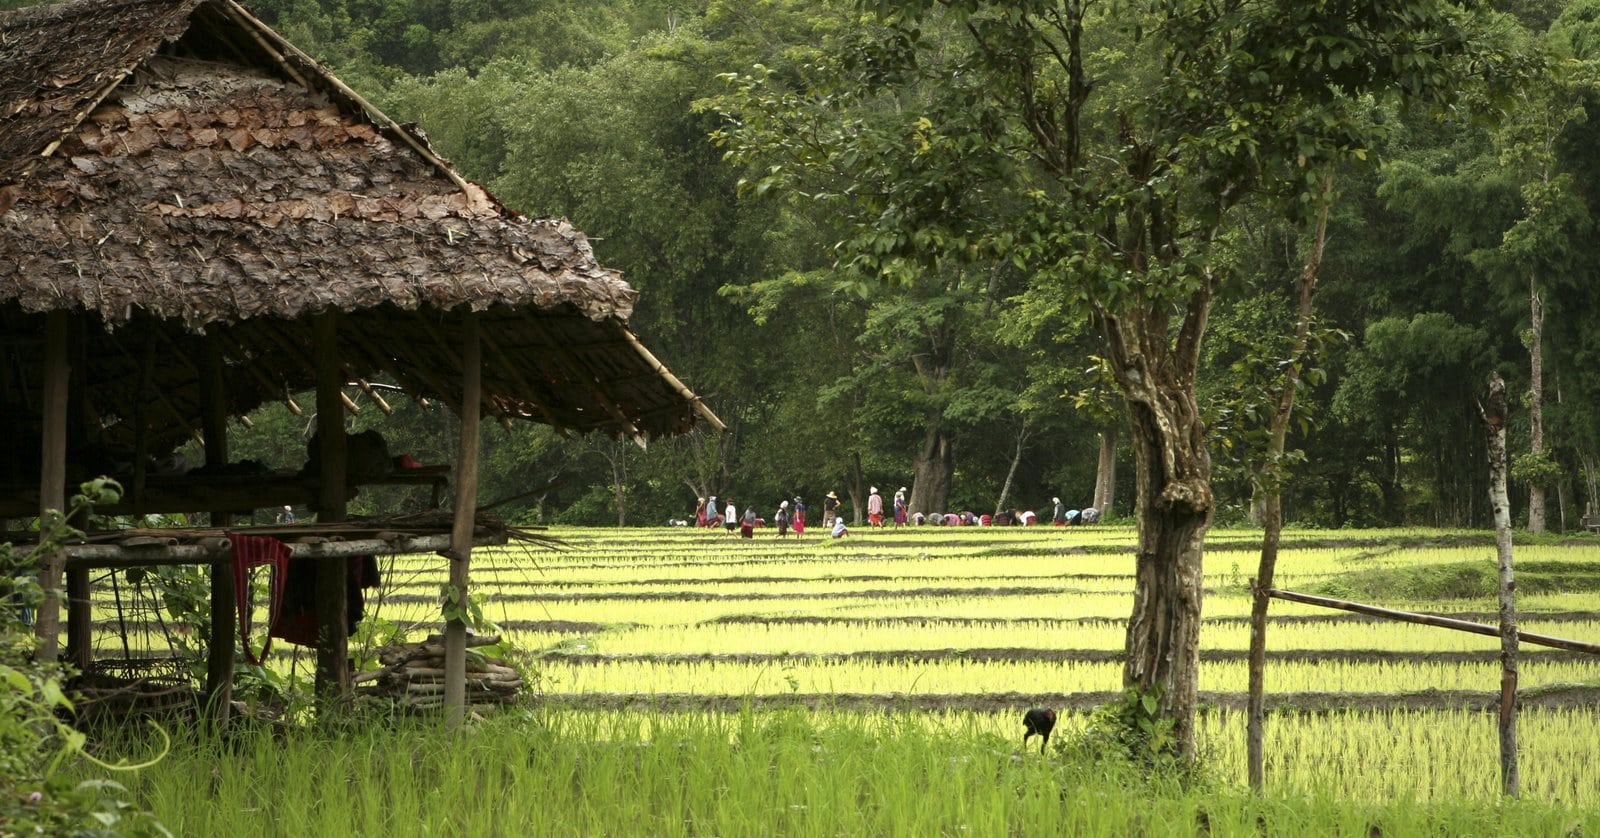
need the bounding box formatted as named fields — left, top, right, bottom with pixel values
left=229, top=533, right=291, bottom=665
left=270, top=555, right=381, bottom=648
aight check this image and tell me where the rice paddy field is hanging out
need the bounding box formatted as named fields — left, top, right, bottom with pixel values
left=84, top=524, right=1600, bottom=835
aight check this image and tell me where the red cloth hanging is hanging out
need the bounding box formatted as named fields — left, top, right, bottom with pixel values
left=229, top=533, right=291, bottom=665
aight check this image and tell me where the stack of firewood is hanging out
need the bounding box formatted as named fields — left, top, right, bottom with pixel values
left=354, top=633, right=524, bottom=710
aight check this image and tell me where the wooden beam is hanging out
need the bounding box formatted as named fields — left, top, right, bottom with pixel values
left=313, top=314, right=350, bottom=702
left=520, top=317, right=643, bottom=439
left=50, top=531, right=509, bottom=569
left=104, top=332, right=203, bottom=445
left=479, top=331, right=567, bottom=433
left=201, top=334, right=236, bottom=726
left=33, top=310, right=69, bottom=662
left=343, top=322, right=460, bottom=412
left=1266, top=588, right=1600, bottom=656
left=445, top=313, right=482, bottom=728
left=618, top=324, right=726, bottom=432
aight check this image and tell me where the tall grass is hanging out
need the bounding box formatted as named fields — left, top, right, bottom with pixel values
left=97, top=709, right=1598, bottom=837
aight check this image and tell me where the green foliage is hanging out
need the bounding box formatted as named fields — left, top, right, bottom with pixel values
left=0, top=480, right=171, bottom=835
left=1066, top=686, right=1189, bottom=776
left=1512, top=450, right=1565, bottom=488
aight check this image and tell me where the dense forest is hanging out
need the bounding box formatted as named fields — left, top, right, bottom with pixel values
left=17, top=0, right=1600, bottom=530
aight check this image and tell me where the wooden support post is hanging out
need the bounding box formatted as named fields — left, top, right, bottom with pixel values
left=313, top=314, right=350, bottom=702
left=65, top=562, right=91, bottom=670
left=34, top=311, right=70, bottom=662
left=445, top=314, right=481, bottom=728
left=201, top=334, right=236, bottom=726
left=63, top=316, right=92, bottom=670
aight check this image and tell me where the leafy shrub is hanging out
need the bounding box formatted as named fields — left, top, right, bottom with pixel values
left=1, top=478, right=171, bottom=835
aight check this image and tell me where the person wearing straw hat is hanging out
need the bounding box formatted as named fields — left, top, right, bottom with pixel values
left=823, top=491, right=840, bottom=525
left=893, top=487, right=908, bottom=528
left=867, top=487, right=884, bottom=527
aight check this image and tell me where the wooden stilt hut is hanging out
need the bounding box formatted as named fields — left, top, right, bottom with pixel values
left=0, top=0, right=721, bottom=723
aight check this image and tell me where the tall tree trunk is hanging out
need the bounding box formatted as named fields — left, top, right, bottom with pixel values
left=850, top=450, right=866, bottom=525
left=1528, top=283, right=1545, bottom=533
left=1248, top=172, right=1330, bottom=790
left=1099, top=258, right=1218, bottom=760
left=1093, top=425, right=1117, bottom=515
left=909, top=423, right=954, bottom=515
left=1122, top=394, right=1211, bottom=758
left=995, top=423, right=1029, bottom=515
left=611, top=445, right=628, bottom=527
left=1483, top=371, right=1519, bottom=796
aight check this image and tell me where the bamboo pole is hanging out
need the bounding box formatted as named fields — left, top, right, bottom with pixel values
left=617, top=324, right=726, bottom=431
left=445, top=313, right=482, bottom=728
left=221, top=1, right=476, bottom=195
left=313, top=314, right=350, bottom=702
left=33, top=311, right=69, bottom=662
left=1266, top=588, right=1599, bottom=655
left=201, top=334, right=236, bottom=727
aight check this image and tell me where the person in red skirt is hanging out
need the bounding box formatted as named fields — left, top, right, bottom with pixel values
left=793, top=496, right=807, bottom=535
left=893, top=488, right=908, bottom=528
left=774, top=500, right=792, bottom=537
left=867, top=487, right=884, bottom=527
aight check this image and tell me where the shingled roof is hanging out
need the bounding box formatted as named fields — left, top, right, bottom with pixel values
left=0, top=0, right=719, bottom=467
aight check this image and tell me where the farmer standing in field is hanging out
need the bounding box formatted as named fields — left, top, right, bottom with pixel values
left=823, top=491, right=840, bottom=526
left=893, top=487, right=908, bottom=528
left=774, top=500, right=791, bottom=537
left=867, top=487, right=884, bottom=527
left=793, top=496, right=807, bottom=535
left=1052, top=497, right=1067, bottom=526
left=740, top=504, right=758, bottom=538
left=724, top=498, right=738, bottom=534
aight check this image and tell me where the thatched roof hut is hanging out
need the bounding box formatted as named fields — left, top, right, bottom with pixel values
left=0, top=0, right=719, bottom=477
left=0, top=0, right=720, bottom=715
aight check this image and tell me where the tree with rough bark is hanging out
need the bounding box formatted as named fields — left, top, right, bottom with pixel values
left=714, top=0, right=1511, bottom=758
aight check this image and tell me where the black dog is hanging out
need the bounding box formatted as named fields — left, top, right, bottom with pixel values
left=1022, top=708, right=1056, bottom=755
